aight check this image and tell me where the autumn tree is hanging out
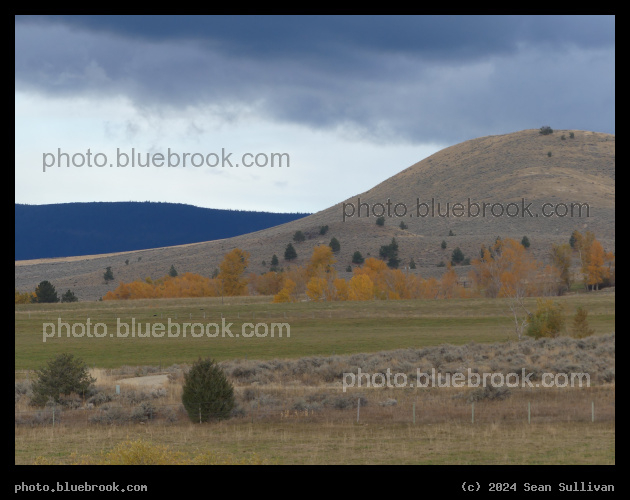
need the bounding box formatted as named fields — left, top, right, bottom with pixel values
left=273, top=278, right=297, bottom=303
left=550, top=243, right=573, bottom=290
left=571, top=307, right=595, bottom=338
left=526, top=299, right=565, bottom=339
left=307, top=245, right=337, bottom=278
left=470, top=238, right=544, bottom=339
left=15, top=289, right=35, bottom=304
left=218, top=248, right=250, bottom=296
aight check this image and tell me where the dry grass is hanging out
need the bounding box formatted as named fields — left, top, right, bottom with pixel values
left=16, top=418, right=614, bottom=465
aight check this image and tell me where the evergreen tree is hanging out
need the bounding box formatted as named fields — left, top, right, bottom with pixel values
left=169, top=265, right=178, bottom=277
left=379, top=238, right=400, bottom=268
left=451, top=247, right=465, bottom=265
left=31, top=353, right=96, bottom=406
left=293, top=230, right=306, bottom=243
left=441, top=240, right=447, bottom=250
left=409, top=258, right=416, bottom=269
left=182, top=358, right=235, bottom=422
left=104, top=266, right=114, bottom=282
left=319, top=225, right=329, bottom=235
left=329, top=237, right=341, bottom=253
left=376, top=216, right=385, bottom=226
left=61, top=289, right=78, bottom=303
left=352, top=251, right=364, bottom=265
left=399, top=221, right=408, bottom=230
left=448, top=229, right=454, bottom=236
left=33, top=280, right=59, bottom=303
left=521, top=236, right=530, bottom=249
left=284, top=243, right=297, bottom=260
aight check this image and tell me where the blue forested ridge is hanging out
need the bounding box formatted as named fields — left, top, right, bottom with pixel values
left=15, top=202, right=310, bottom=260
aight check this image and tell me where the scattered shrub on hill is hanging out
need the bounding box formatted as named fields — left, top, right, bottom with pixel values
left=352, top=251, right=364, bottom=265
left=169, top=265, right=178, bottom=277
left=284, top=243, right=297, bottom=261
left=441, top=240, right=447, bottom=250
left=539, top=125, right=553, bottom=135
left=521, top=236, right=530, bottom=249
left=399, top=221, right=408, bottom=230
left=451, top=247, right=465, bottom=265
left=319, top=225, right=329, bottom=235
left=329, top=237, right=341, bottom=253
left=376, top=216, right=385, bottom=226
left=104, top=266, right=114, bottom=282
left=293, top=230, right=306, bottom=243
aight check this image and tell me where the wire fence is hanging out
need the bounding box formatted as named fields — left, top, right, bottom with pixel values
left=15, top=394, right=615, bottom=428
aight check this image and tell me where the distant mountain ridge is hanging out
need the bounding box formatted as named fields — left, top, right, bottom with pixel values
left=15, top=202, right=310, bottom=260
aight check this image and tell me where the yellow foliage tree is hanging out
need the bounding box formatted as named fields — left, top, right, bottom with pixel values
left=218, top=248, right=250, bottom=296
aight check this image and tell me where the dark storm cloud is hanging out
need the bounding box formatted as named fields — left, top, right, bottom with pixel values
left=15, top=15, right=615, bottom=143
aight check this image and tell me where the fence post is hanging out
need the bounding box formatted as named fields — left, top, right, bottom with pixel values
left=471, top=402, right=474, bottom=424
left=357, top=398, right=361, bottom=423
left=592, top=401, right=595, bottom=423
left=199, top=405, right=202, bottom=424
left=413, top=402, right=416, bottom=425
left=52, top=406, right=55, bottom=428
left=528, top=402, right=531, bottom=424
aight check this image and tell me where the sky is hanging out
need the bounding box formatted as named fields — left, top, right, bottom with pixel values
left=15, top=15, right=615, bottom=213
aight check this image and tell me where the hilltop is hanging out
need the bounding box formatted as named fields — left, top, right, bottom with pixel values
left=15, top=129, right=614, bottom=301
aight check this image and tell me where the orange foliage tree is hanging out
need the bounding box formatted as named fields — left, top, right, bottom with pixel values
left=218, top=248, right=250, bottom=296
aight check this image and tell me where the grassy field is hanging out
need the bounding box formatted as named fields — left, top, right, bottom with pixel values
left=15, top=420, right=614, bottom=465
left=15, top=292, right=615, bottom=370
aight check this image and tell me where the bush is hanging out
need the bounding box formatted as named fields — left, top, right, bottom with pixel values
left=399, top=221, right=408, bottom=230
left=376, top=216, right=385, bottom=227
left=441, top=240, right=447, bottom=250
left=61, top=289, right=78, bottom=303
left=571, top=307, right=595, bottom=338
left=319, top=225, right=329, bottom=235
left=539, top=126, right=553, bottom=135
left=526, top=299, right=566, bottom=339
left=31, top=353, right=96, bottom=406
left=293, top=231, right=305, bottom=243
left=182, top=358, right=235, bottom=422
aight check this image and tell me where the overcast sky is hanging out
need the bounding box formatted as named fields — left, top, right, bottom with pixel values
left=15, top=15, right=615, bottom=213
